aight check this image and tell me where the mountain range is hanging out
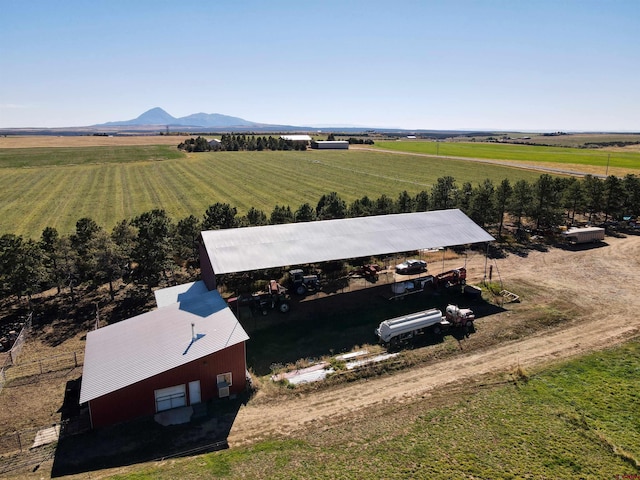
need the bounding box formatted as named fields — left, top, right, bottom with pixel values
left=97, top=107, right=301, bottom=130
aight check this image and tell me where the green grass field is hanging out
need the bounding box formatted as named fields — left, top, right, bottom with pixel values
left=109, top=340, right=640, bottom=479
left=0, top=148, right=545, bottom=238
left=373, top=140, right=640, bottom=170
left=0, top=145, right=183, bottom=168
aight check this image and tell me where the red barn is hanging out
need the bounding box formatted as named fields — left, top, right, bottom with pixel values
left=79, top=281, right=249, bottom=429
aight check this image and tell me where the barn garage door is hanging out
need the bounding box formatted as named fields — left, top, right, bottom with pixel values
left=154, top=384, right=186, bottom=412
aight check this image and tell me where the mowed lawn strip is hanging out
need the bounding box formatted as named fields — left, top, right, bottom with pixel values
left=106, top=340, right=639, bottom=479
left=0, top=148, right=546, bottom=238
left=373, top=140, right=640, bottom=170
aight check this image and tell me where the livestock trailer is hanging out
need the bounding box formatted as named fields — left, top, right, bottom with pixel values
left=562, top=226, right=605, bottom=244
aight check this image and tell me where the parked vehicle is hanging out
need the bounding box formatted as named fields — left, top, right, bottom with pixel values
left=375, top=305, right=475, bottom=345
left=562, top=226, right=605, bottom=244
left=395, top=259, right=427, bottom=275
left=289, top=269, right=321, bottom=295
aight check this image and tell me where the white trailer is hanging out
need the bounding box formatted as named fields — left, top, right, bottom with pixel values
left=375, top=305, right=475, bottom=345
left=562, top=226, right=605, bottom=244
left=388, top=275, right=434, bottom=300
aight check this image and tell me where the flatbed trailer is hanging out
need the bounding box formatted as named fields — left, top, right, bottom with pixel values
left=388, top=275, right=434, bottom=300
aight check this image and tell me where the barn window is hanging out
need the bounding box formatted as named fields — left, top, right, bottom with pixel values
left=217, top=372, right=232, bottom=387
left=217, top=372, right=232, bottom=398
left=154, top=384, right=186, bottom=412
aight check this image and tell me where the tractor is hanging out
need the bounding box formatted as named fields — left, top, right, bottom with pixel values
left=227, top=280, right=290, bottom=315
left=288, top=269, right=321, bottom=295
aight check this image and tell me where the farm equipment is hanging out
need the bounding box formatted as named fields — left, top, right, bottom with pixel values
left=349, top=264, right=381, bottom=280
left=433, top=267, right=466, bottom=288
left=375, top=305, right=475, bottom=345
left=227, top=280, right=290, bottom=315
left=288, top=269, right=321, bottom=295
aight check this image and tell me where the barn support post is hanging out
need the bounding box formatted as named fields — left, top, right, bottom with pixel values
left=483, top=242, right=489, bottom=285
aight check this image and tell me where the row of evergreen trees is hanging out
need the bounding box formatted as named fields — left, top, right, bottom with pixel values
left=1, top=173, right=639, bottom=304
left=177, top=135, right=308, bottom=152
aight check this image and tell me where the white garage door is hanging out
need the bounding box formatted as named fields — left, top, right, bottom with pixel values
left=154, top=384, right=186, bottom=412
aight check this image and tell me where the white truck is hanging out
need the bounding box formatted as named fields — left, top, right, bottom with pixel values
left=375, top=305, right=475, bottom=345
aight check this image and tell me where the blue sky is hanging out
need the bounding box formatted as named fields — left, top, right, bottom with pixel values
left=1, top=0, right=639, bottom=131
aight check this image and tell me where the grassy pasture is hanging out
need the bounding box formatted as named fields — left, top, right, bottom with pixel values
left=0, top=149, right=544, bottom=238
left=373, top=140, right=640, bottom=171
left=513, top=133, right=640, bottom=148
left=0, top=145, right=184, bottom=168
left=100, top=340, right=640, bottom=479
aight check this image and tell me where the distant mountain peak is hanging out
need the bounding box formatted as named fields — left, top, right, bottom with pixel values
left=98, top=108, right=264, bottom=128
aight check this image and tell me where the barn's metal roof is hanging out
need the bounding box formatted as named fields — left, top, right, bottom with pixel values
left=79, top=282, right=249, bottom=404
left=201, top=209, right=494, bottom=274
left=280, top=134, right=312, bottom=141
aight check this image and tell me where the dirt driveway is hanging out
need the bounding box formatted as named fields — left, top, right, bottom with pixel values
left=227, top=234, right=640, bottom=446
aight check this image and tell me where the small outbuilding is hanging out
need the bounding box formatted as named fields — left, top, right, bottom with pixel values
left=79, top=281, right=249, bottom=429
left=310, top=140, right=349, bottom=149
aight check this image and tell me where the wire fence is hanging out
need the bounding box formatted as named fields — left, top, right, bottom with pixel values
left=0, top=312, right=32, bottom=394
left=0, top=419, right=79, bottom=475
left=0, top=313, right=90, bottom=475
left=2, top=351, right=84, bottom=385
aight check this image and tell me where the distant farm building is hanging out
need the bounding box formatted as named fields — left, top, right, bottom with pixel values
left=79, top=281, right=248, bottom=429
left=208, top=138, right=222, bottom=150
left=280, top=134, right=312, bottom=142
left=310, top=140, right=349, bottom=150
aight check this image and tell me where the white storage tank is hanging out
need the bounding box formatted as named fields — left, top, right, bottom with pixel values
left=375, top=308, right=442, bottom=343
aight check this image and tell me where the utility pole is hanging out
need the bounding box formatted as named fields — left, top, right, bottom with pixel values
left=606, top=154, right=610, bottom=176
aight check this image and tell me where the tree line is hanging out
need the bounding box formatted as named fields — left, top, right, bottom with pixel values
left=178, top=135, right=308, bottom=152
left=1, top=173, right=639, bottom=304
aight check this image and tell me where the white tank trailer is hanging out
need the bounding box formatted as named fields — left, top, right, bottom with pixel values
left=375, top=305, right=475, bottom=344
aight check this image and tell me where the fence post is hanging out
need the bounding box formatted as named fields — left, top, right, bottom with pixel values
left=74, top=352, right=77, bottom=367
left=39, top=360, right=43, bottom=375
left=16, top=432, right=22, bottom=452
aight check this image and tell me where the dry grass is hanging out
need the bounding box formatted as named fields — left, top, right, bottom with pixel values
left=0, top=135, right=193, bottom=149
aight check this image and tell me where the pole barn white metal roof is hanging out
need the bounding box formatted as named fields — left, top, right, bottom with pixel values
left=201, top=209, right=494, bottom=274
